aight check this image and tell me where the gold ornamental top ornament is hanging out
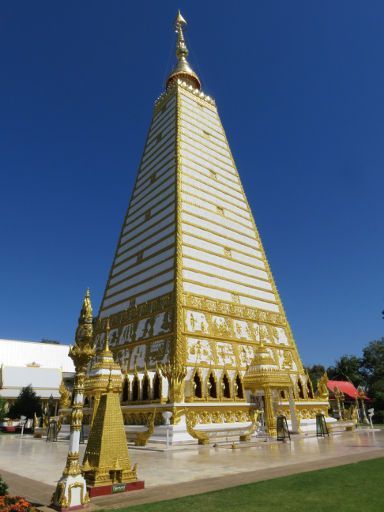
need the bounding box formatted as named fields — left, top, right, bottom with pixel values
left=70, top=289, right=95, bottom=371
left=166, top=11, right=201, bottom=90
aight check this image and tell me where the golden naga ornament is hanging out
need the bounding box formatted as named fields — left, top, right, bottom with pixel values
left=59, top=380, right=71, bottom=410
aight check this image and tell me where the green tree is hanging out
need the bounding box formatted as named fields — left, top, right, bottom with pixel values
left=305, top=365, right=326, bottom=391
left=327, top=355, right=365, bottom=387
left=362, top=338, right=384, bottom=422
left=8, top=385, right=42, bottom=420
left=0, top=395, right=8, bottom=421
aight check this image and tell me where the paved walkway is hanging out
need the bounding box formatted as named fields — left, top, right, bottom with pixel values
left=0, top=429, right=383, bottom=509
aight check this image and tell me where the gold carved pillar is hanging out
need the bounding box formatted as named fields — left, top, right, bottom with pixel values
left=51, top=290, right=95, bottom=511
left=263, top=387, right=276, bottom=436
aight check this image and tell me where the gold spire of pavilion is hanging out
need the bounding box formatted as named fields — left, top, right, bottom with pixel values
left=166, top=11, right=201, bottom=90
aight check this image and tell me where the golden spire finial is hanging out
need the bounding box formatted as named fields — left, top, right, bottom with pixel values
left=104, top=318, right=110, bottom=353
left=166, top=11, right=201, bottom=90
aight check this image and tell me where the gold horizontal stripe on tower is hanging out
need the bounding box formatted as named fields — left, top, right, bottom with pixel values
left=182, top=174, right=248, bottom=213
left=181, top=215, right=258, bottom=249
left=182, top=189, right=250, bottom=223
left=181, top=139, right=236, bottom=175
left=181, top=159, right=243, bottom=197
left=119, top=210, right=175, bottom=250
left=137, top=141, right=176, bottom=176
left=135, top=154, right=175, bottom=188
left=110, top=253, right=175, bottom=288
left=182, top=241, right=266, bottom=273
left=147, top=107, right=176, bottom=141
left=146, top=118, right=176, bottom=151
left=182, top=279, right=278, bottom=307
left=117, top=221, right=175, bottom=257
left=124, top=190, right=175, bottom=229
left=127, top=182, right=175, bottom=220
left=134, top=162, right=175, bottom=198
left=142, top=128, right=176, bottom=164
left=122, top=195, right=175, bottom=237
left=181, top=229, right=263, bottom=261
left=149, top=101, right=176, bottom=133
left=112, top=243, right=176, bottom=279
left=183, top=265, right=274, bottom=300
left=137, top=139, right=176, bottom=178
left=181, top=145, right=237, bottom=181
left=181, top=252, right=269, bottom=281
left=182, top=201, right=254, bottom=234
left=180, top=106, right=225, bottom=141
left=114, top=231, right=175, bottom=267
left=104, top=267, right=175, bottom=302
left=101, top=280, right=175, bottom=312
left=121, top=201, right=175, bottom=240
left=181, top=99, right=221, bottom=127
left=129, top=174, right=175, bottom=214
left=107, top=265, right=175, bottom=300
left=180, top=115, right=227, bottom=145
left=181, top=157, right=243, bottom=196
left=182, top=207, right=255, bottom=241
left=181, top=128, right=233, bottom=162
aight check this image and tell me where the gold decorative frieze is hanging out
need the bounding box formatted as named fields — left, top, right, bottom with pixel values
left=182, top=293, right=286, bottom=327
left=183, top=305, right=289, bottom=351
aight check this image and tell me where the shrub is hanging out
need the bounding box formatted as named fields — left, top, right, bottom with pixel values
left=0, top=474, right=9, bottom=496
left=0, top=495, right=35, bottom=511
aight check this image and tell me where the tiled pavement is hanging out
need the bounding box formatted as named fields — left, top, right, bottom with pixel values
left=0, top=429, right=383, bottom=510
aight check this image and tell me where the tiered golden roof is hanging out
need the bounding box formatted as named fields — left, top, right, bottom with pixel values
left=85, top=319, right=123, bottom=414
left=244, top=343, right=292, bottom=390
left=82, top=377, right=138, bottom=487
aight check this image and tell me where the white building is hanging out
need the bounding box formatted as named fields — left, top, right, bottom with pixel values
left=0, top=339, right=75, bottom=409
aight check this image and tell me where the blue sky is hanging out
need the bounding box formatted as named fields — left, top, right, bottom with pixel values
left=0, top=1, right=383, bottom=367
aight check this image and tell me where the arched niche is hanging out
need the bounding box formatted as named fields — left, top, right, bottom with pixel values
left=193, top=371, right=202, bottom=398
left=235, top=374, right=244, bottom=399
left=132, top=375, right=140, bottom=401
left=307, top=379, right=314, bottom=399
left=208, top=372, right=217, bottom=399
left=221, top=373, right=231, bottom=399
left=142, top=373, right=150, bottom=401
left=122, top=377, right=129, bottom=402
left=298, top=379, right=305, bottom=399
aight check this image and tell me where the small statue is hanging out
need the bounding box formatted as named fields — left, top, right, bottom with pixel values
left=59, top=380, right=71, bottom=410
left=316, top=372, right=329, bottom=400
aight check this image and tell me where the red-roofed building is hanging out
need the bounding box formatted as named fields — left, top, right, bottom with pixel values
left=327, top=380, right=361, bottom=399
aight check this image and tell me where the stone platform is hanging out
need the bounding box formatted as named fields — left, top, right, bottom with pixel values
left=0, top=428, right=383, bottom=509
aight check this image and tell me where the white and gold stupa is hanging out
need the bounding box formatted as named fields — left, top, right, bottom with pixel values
left=91, top=12, right=328, bottom=441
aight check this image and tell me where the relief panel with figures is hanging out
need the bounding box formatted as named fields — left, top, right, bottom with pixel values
left=94, top=310, right=173, bottom=351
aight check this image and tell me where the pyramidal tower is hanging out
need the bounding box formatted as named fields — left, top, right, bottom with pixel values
left=93, top=12, right=327, bottom=440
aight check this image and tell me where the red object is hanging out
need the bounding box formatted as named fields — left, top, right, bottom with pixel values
left=87, top=480, right=145, bottom=498
left=327, top=380, right=365, bottom=399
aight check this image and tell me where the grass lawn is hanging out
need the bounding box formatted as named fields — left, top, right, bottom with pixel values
left=107, top=458, right=384, bottom=512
